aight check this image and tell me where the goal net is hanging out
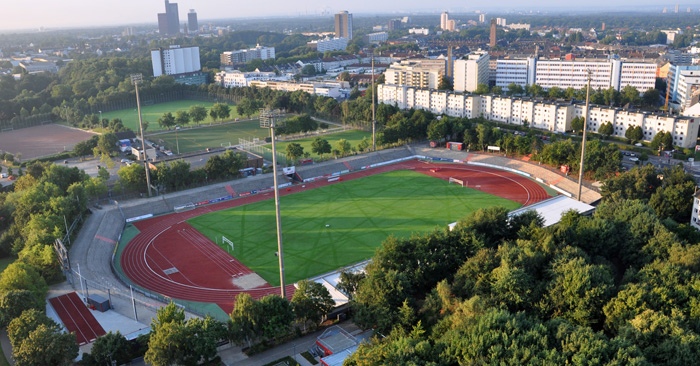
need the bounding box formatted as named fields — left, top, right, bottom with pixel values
left=449, top=177, right=466, bottom=187
left=222, top=236, right=234, bottom=252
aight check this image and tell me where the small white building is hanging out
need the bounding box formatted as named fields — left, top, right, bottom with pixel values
left=307, top=37, right=348, bottom=53
left=691, top=192, right=700, bottom=230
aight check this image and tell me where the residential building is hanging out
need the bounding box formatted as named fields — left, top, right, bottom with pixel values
left=249, top=80, right=347, bottom=98
left=377, top=83, right=699, bottom=148
left=220, top=45, right=275, bottom=66
left=335, top=11, right=353, bottom=40
left=157, top=0, right=179, bottom=36
left=479, top=14, right=485, bottom=23
left=151, top=45, right=206, bottom=85
left=384, top=60, right=446, bottom=89
left=365, top=32, right=388, bottom=44
left=668, top=63, right=700, bottom=104
left=440, top=12, right=449, bottom=30
left=307, top=37, right=348, bottom=53
left=388, top=19, right=402, bottom=31
left=496, top=18, right=507, bottom=27
left=691, top=192, right=700, bottom=230
left=18, top=61, right=58, bottom=74
left=453, top=51, right=490, bottom=93
left=408, top=28, right=429, bottom=35
left=187, top=10, right=198, bottom=32
left=494, top=58, right=535, bottom=90
left=507, top=23, right=530, bottom=30
left=214, top=69, right=290, bottom=88
left=677, top=70, right=700, bottom=109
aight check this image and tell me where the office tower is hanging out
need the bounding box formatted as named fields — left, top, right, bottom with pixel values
left=453, top=51, right=490, bottom=92
left=188, top=10, right=198, bottom=32
left=388, top=19, right=402, bottom=31
left=490, top=19, right=497, bottom=47
left=441, top=12, right=449, bottom=30
left=479, top=14, right=485, bottom=23
left=335, top=11, right=353, bottom=40
left=157, top=0, right=180, bottom=36
left=675, top=4, right=679, bottom=13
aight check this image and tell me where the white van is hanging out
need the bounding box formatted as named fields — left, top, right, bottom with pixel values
left=0, top=173, right=7, bottom=178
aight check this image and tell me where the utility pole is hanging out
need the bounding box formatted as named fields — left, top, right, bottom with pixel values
left=260, top=109, right=287, bottom=298
left=577, top=70, right=592, bottom=202
left=131, top=74, right=152, bottom=197
left=371, top=54, right=376, bottom=151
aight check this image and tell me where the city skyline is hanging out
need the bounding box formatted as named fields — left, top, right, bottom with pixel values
left=0, top=0, right=696, bottom=32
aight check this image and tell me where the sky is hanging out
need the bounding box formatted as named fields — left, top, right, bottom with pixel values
left=0, top=0, right=694, bottom=31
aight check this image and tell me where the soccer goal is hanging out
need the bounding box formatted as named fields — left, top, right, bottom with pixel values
left=449, top=177, right=466, bottom=187
left=222, top=236, right=234, bottom=252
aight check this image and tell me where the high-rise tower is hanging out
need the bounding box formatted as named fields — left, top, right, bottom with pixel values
left=157, top=0, right=180, bottom=36
left=188, top=9, right=198, bottom=32
left=335, top=11, right=353, bottom=40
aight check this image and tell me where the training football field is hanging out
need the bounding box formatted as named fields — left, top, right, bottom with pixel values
left=187, top=169, right=521, bottom=286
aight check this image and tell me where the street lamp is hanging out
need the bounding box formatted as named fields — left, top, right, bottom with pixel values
left=577, top=70, right=592, bottom=202
left=99, top=110, right=103, bottom=131
left=175, top=125, right=180, bottom=155
left=260, top=108, right=287, bottom=298
left=131, top=74, right=153, bottom=197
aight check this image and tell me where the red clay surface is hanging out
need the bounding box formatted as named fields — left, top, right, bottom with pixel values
left=0, top=124, right=96, bottom=160
left=49, top=292, right=105, bottom=345
left=120, top=160, right=550, bottom=313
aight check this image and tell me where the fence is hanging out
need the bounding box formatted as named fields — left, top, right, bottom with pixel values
left=0, top=113, right=54, bottom=132
left=239, top=137, right=287, bottom=164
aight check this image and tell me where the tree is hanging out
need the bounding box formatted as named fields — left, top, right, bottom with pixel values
left=625, top=125, right=644, bottom=142
left=82, top=331, right=132, bottom=366
left=642, top=88, right=660, bottom=107
left=157, top=112, right=176, bottom=129
left=438, top=76, right=453, bottom=91
left=94, top=132, right=118, bottom=157
left=311, top=137, right=331, bottom=156
left=7, top=309, right=56, bottom=349
left=528, top=84, right=544, bottom=97
left=474, top=83, right=490, bottom=95
left=357, top=136, right=370, bottom=152
left=427, top=119, right=448, bottom=143
left=571, top=116, right=584, bottom=134
left=236, top=98, right=261, bottom=119
left=291, top=280, right=335, bottom=332
left=174, top=110, right=190, bottom=126
left=339, top=71, right=351, bottom=81
left=0, top=263, right=47, bottom=308
left=0, top=290, right=41, bottom=326
left=285, top=142, right=304, bottom=163
left=72, top=140, right=96, bottom=160
left=336, top=139, right=352, bottom=156
left=491, top=86, right=503, bottom=95
left=13, top=324, right=78, bottom=366
left=599, top=122, right=614, bottom=138
left=188, top=105, right=208, bottom=125
left=209, top=103, right=231, bottom=122
left=229, top=293, right=261, bottom=348
left=621, top=85, right=640, bottom=106
left=476, top=124, right=492, bottom=151
left=302, top=64, right=317, bottom=76
left=258, top=295, right=294, bottom=341
left=506, top=83, right=524, bottom=96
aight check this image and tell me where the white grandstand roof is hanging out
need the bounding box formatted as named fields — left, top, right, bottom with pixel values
left=509, top=195, right=595, bottom=227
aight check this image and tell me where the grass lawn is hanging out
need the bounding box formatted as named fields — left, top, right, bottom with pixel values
left=188, top=169, right=521, bottom=286
left=154, top=120, right=270, bottom=153
left=100, top=100, right=249, bottom=133
left=272, top=130, right=372, bottom=159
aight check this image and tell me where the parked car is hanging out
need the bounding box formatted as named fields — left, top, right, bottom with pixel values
left=629, top=157, right=639, bottom=162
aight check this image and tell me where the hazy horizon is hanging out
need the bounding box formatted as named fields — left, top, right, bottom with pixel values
left=0, top=0, right=697, bottom=32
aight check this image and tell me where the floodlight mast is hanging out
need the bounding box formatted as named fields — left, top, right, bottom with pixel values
left=371, top=54, right=376, bottom=151
left=260, top=109, right=287, bottom=298
left=577, top=70, right=592, bottom=202
left=131, top=74, right=152, bottom=197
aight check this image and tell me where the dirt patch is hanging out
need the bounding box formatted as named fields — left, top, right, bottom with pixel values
left=232, top=273, right=268, bottom=290
left=0, top=124, right=96, bottom=160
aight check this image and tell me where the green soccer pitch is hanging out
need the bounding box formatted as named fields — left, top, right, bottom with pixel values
left=99, top=100, right=247, bottom=132
left=155, top=120, right=269, bottom=153
left=187, top=169, right=521, bottom=286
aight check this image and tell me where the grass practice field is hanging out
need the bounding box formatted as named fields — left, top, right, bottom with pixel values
left=154, top=120, right=270, bottom=153
left=273, top=130, right=372, bottom=159
left=99, top=100, right=247, bottom=132
left=187, top=169, right=521, bottom=286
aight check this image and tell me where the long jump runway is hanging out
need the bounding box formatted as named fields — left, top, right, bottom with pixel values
left=120, top=160, right=550, bottom=313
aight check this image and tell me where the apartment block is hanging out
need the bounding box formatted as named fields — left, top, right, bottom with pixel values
left=453, top=51, right=490, bottom=92
left=384, top=60, right=445, bottom=89
left=307, top=37, right=348, bottom=52
left=377, top=84, right=699, bottom=148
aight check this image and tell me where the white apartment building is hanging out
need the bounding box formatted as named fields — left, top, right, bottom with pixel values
left=677, top=70, right=700, bottom=109
left=249, top=80, right=346, bottom=98
left=377, top=83, right=699, bottom=148
left=507, top=23, right=530, bottom=30
left=307, top=37, right=348, bottom=52
left=214, top=69, right=290, bottom=88
left=691, top=192, right=700, bottom=230
left=151, top=45, right=201, bottom=77
left=220, top=45, right=275, bottom=65
left=453, top=51, right=490, bottom=93
left=384, top=60, right=445, bottom=89
left=365, top=32, right=388, bottom=44
left=495, top=58, right=535, bottom=89
left=408, top=28, right=429, bottom=35
left=618, top=62, right=657, bottom=92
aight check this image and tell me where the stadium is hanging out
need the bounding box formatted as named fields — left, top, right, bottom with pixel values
left=108, top=146, right=565, bottom=319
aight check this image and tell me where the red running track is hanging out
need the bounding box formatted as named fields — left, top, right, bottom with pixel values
left=49, top=292, right=105, bottom=345
left=120, top=160, right=550, bottom=313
